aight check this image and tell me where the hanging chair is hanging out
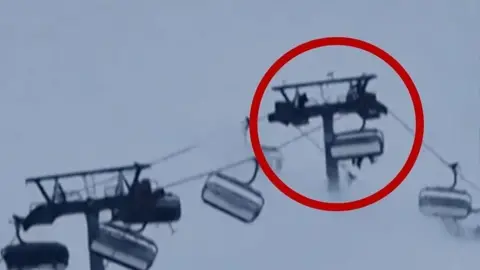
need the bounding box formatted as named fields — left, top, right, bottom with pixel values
left=201, top=160, right=265, bottom=224
left=2, top=242, right=69, bottom=270
left=330, top=128, right=384, bottom=160
left=1, top=216, right=70, bottom=270
left=114, top=185, right=182, bottom=225
left=418, top=163, right=473, bottom=220
left=90, top=222, right=158, bottom=270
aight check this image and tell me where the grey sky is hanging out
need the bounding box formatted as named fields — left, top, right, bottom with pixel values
left=0, top=1, right=479, bottom=269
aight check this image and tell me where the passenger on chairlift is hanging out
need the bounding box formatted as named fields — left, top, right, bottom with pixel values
left=132, top=179, right=168, bottom=205
left=351, top=155, right=376, bottom=169
left=293, top=92, right=308, bottom=109
left=346, top=86, right=359, bottom=102
left=153, top=187, right=166, bottom=197
left=130, top=178, right=155, bottom=209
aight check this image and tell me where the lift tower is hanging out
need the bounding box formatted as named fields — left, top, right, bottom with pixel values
left=267, top=74, right=388, bottom=192
left=6, top=162, right=181, bottom=270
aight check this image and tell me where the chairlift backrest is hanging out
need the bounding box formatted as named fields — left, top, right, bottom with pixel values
left=101, top=223, right=157, bottom=247
left=418, top=186, right=472, bottom=220
left=96, top=230, right=154, bottom=261
left=207, top=173, right=264, bottom=210
left=2, top=242, right=69, bottom=270
left=201, top=172, right=265, bottom=223
left=330, top=128, right=384, bottom=160
left=90, top=222, right=158, bottom=270
left=334, top=128, right=384, bottom=142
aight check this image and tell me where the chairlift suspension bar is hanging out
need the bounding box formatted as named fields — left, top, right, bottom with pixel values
left=129, top=165, right=145, bottom=189
left=449, top=163, right=459, bottom=189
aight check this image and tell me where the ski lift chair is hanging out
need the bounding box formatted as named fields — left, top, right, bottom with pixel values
left=418, top=163, right=472, bottom=220
left=90, top=222, right=158, bottom=270
left=151, top=191, right=182, bottom=222
left=202, top=171, right=265, bottom=223
left=113, top=177, right=181, bottom=224
left=2, top=215, right=69, bottom=270
left=330, top=128, right=384, bottom=161
left=115, top=190, right=181, bottom=225
left=2, top=242, right=69, bottom=270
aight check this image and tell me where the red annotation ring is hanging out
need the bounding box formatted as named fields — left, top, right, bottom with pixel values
left=248, top=36, right=424, bottom=211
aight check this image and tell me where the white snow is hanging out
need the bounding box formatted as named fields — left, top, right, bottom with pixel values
left=0, top=1, right=479, bottom=270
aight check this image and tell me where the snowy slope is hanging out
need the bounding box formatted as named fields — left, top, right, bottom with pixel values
left=1, top=1, right=479, bottom=270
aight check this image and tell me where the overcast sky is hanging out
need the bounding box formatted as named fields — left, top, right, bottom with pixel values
left=0, top=1, right=479, bottom=270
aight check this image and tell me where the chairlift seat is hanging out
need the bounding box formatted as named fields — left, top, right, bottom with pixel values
left=1, top=242, right=69, bottom=270
left=330, top=128, right=384, bottom=160
left=90, top=223, right=158, bottom=270
left=418, top=186, right=472, bottom=219
left=201, top=173, right=265, bottom=223
left=117, top=193, right=181, bottom=224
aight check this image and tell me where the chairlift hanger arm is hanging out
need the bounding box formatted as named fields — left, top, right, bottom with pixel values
left=128, top=164, right=145, bottom=189
left=449, top=162, right=459, bottom=189
left=271, top=74, right=377, bottom=92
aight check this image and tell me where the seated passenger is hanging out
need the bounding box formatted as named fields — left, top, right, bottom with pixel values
left=132, top=178, right=154, bottom=208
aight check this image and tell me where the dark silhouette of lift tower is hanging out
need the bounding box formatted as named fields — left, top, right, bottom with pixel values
left=11, top=163, right=167, bottom=270
left=267, top=74, right=388, bottom=191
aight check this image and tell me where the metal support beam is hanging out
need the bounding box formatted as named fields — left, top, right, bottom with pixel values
left=86, top=211, right=104, bottom=270
left=322, top=114, right=340, bottom=192
left=26, top=162, right=151, bottom=184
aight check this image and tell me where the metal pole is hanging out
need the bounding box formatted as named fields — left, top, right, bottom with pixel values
left=322, top=113, right=340, bottom=192
left=86, top=211, right=105, bottom=270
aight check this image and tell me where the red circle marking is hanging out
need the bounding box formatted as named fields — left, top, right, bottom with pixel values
left=248, top=36, right=424, bottom=211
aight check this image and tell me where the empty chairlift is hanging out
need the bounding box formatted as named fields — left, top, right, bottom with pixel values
left=90, top=222, right=158, bottom=270
left=419, top=187, right=472, bottom=219
left=330, top=128, right=384, bottom=160
left=418, top=163, right=473, bottom=220
left=201, top=160, right=265, bottom=223
left=2, top=242, right=69, bottom=270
